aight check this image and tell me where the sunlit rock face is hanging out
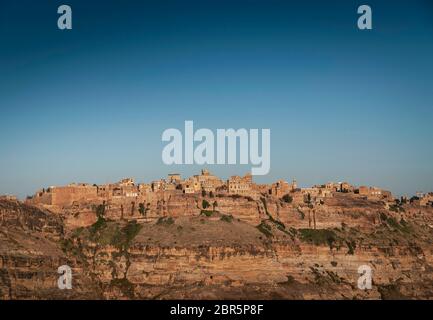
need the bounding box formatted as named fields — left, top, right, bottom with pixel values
left=1, top=195, right=433, bottom=300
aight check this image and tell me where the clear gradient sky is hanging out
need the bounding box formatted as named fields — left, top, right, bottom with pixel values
left=1, top=0, right=433, bottom=198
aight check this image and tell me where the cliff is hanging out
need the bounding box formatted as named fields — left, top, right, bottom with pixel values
left=1, top=195, right=433, bottom=300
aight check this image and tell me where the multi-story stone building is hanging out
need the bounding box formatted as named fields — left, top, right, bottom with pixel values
left=119, top=178, right=135, bottom=186
left=227, top=173, right=253, bottom=195
left=323, top=182, right=353, bottom=193
left=270, top=179, right=297, bottom=197
left=339, top=182, right=354, bottom=192
left=179, top=169, right=223, bottom=194
left=357, top=186, right=393, bottom=201
left=182, top=178, right=196, bottom=194
left=195, top=169, right=224, bottom=190
left=168, top=173, right=182, bottom=184
left=0, top=195, right=17, bottom=201
left=420, top=193, right=433, bottom=206
left=138, top=183, right=151, bottom=194
left=151, top=180, right=165, bottom=192
left=29, top=183, right=98, bottom=206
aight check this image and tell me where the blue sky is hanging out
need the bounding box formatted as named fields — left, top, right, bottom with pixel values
left=1, top=0, right=433, bottom=198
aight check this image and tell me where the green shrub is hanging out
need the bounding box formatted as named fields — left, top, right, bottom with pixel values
left=202, top=199, right=210, bottom=209
left=200, top=210, right=213, bottom=217
left=380, top=213, right=412, bottom=233
left=282, top=194, right=293, bottom=203
left=256, top=221, right=273, bottom=237
left=60, top=238, right=74, bottom=254
left=298, top=228, right=338, bottom=248
left=346, top=240, right=356, bottom=255
left=90, top=221, right=117, bottom=245
left=268, top=215, right=285, bottom=229
left=60, top=238, right=86, bottom=260
left=386, top=216, right=400, bottom=229
left=156, top=216, right=174, bottom=226
left=117, top=220, right=142, bottom=250
left=138, top=203, right=145, bottom=216
left=389, top=204, right=405, bottom=213
left=260, top=197, right=270, bottom=216
left=220, top=214, right=234, bottom=223
left=110, top=278, right=134, bottom=298
left=72, top=227, right=84, bottom=238
left=89, top=216, right=107, bottom=237
left=95, top=204, right=105, bottom=219
left=389, top=205, right=399, bottom=212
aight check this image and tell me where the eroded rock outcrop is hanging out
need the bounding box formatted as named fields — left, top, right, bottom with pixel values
left=1, top=196, right=433, bottom=300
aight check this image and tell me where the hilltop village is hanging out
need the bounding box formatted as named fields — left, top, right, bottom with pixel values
left=21, top=169, right=433, bottom=229
left=26, top=169, right=394, bottom=207
left=1, top=170, right=433, bottom=299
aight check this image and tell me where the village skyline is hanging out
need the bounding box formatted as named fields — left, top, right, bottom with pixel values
left=1, top=168, right=432, bottom=201
left=3, top=169, right=428, bottom=205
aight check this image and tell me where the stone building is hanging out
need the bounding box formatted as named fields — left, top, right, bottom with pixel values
left=168, top=173, right=181, bottom=184
left=0, top=195, right=17, bottom=201
left=138, top=183, right=151, bottom=194
left=324, top=182, right=339, bottom=192
left=182, top=178, right=196, bottom=194
left=227, top=173, right=253, bottom=195
left=323, top=182, right=353, bottom=193
left=30, top=183, right=98, bottom=206
left=187, top=177, right=202, bottom=193
left=195, top=169, right=224, bottom=190
left=339, top=182, right=354, bottom=193
left=163, top=183, right=176, bottom=191
left=179, top=169, right=223, bottom=194
left=270, top=179, right=297, bottom=197
left=97, top=184, right=111, bottom=198
left=357, top=186, right=369, bottom=196
left=420, top=193, right=433, bottom=206
left=151, top=180, right=165, bottom=192
left=96, top=179, right=139, bottom=200
left=301, top=187, right=321, bottom=198
left=357, top=186, right=393, bottom=201
left=252, top=184, right=271, bottom=194
left=201, top=179, right=216, bottom=193
left=119, top=178, right=135, bottom=186
left=319, top=189, right=332, bottom=198
left=122, top=185, right=139, bottom=197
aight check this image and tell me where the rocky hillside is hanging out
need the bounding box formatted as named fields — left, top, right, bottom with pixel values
left=1, top=197, right=433, bottom=299
left=0, top=200, right=98, bottom=299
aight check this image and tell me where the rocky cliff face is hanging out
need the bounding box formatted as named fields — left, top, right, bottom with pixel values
left=0, top=200, right=98, bottom=299
left=1, top=196, right=433, bottom=300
